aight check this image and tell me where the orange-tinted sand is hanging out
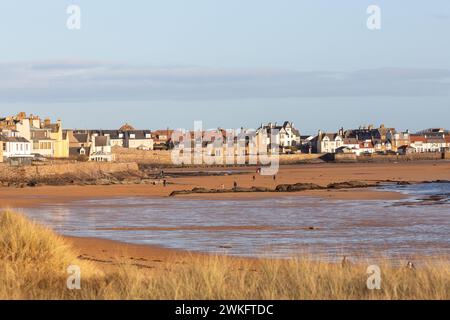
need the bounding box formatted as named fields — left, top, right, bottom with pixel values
left=2, top=161, right=449, bottom=265
left=1, top=161, right=449, bottom=208
left=65, top=236, right=230, bottom=272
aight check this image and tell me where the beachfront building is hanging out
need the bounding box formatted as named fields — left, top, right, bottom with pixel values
left=257, top=121, right=301, bottom=153
left=65, top=130, right=91, bottom=158
left=0, top=112, right=70, bottom=158
left=100, top=124, right=155, bottom=150
left=105, top=131, right=124, bottom=147
left=342, top=137, right=360, bottom=152
left=89, top=135, right=114, bottom=162
left=387, top=130, right=411, bottom=152
left=299, top=135, right=315, bottom=153
left=30, top=119, right=70, bottom=159
left=152, top=129, right=173, bottom=150
left=359, top=139, right=375, bottom=154
left=70, top=125, right=155, bottom=152
left=41, top=118, right=70, bottom=158
left=124, top=130, right=154, bottom=150
left=343, top=124, right=395, bottom=154
left=0, top=130, right=33, bottom=164
left=410, top=134, right=447, bottom=153
left=30, top=127, right=55, bottom=157
left=316, top=131, right=344, bottom=154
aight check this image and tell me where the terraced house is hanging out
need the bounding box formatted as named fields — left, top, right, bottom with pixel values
left=0, top=130, right=33, bottom=164
left=257, top=121, right=301, bottom=154
left=316, top=131, right=344, bottom=154
left=1, top=112, right=69, bottom=159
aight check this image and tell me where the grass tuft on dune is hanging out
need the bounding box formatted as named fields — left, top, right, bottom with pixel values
left=0, top=210, right=99, bottom=299
left=0, top=210, right=449, bottom=300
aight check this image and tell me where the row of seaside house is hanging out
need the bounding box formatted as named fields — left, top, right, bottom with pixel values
left=311, top=125, right=450, bottom=155
left=1, top=113, right=449, bottom=164
left=0, top=113, right=172, bottom=164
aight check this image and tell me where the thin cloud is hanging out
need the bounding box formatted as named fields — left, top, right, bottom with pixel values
left=0, top=61, right=449, bottom=103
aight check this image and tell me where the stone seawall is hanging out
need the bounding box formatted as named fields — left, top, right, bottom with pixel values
left=0, top=162, right=140, bottom=186
left=335, top=152, right=448, bottom=163
left=113, top=147, right=324, bottom=166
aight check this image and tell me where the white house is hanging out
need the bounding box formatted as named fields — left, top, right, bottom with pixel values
left=89, top=135, right=113, bottom=162
left=278, top=121, right=301, bottom=148
left=257, top=121, right=301, bottom=153
left=359, top=139, right=375, bottom=154
left=410, top=134, right=447, bottom=153
left=317, top=131, right=344, bottom=153
left=0, top=131, right=33, bottom=160
left=124, top=131, right=154, bottom=150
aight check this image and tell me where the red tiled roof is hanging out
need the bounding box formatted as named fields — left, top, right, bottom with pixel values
left=410, top=135, right=427, bottom=143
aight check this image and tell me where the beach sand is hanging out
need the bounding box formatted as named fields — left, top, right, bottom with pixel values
left=1, top=161, right=449, bottom=208
left=1, top=161, right=449, bottom=270
left=65, top=236, right=205, bottom=272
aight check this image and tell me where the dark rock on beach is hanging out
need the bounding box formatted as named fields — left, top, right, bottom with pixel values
left=326, top=181, right=376, bottom=189
left=275, top=183, right=323, bottom=192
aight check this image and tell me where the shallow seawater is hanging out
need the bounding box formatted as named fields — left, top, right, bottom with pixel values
left=21, top=183, right=450, bottom=262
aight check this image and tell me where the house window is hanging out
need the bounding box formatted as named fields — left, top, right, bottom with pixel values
left=130, top=134, right=135, bottom=139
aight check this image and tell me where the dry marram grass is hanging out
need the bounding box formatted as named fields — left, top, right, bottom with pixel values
left=0, top=211, right=449, bottom=300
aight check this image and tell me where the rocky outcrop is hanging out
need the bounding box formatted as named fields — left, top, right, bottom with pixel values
left=326, top=181, right=378, bottom=189
left=170, top=186, right=272, bottom=197
left=275, top=183, right=324, bottom=192
left=169, top=180, right=381, bottom=196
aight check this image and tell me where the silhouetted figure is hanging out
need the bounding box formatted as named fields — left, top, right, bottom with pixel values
left=252, top=175, right=256, bottom=181
left=163, top=179, right=167, bottom=187
left=273, top=175, right=276, bottom=181
left=341, top=256, right=351, bottom=268
left=406, top=261, right=416, bottom=270
left=233, top=181, right=238, bottom=190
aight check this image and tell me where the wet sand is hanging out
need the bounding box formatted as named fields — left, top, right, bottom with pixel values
left=65, top=236, right=253, bottom=272
left=2, top=161, right=449, bottom=266
left=2, top=161, right=448, bottom=208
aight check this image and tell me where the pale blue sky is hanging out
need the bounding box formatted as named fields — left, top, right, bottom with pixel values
left=0, top=1, right=449, bottom=133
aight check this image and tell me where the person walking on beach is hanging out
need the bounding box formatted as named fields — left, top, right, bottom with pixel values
left=273, top=175, right=276, bottom=181
left=233, top=181, right=237, bottom=190
left=252, top=175, right=256, bottom=181
left=163, top=179, right=167, bottom=187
